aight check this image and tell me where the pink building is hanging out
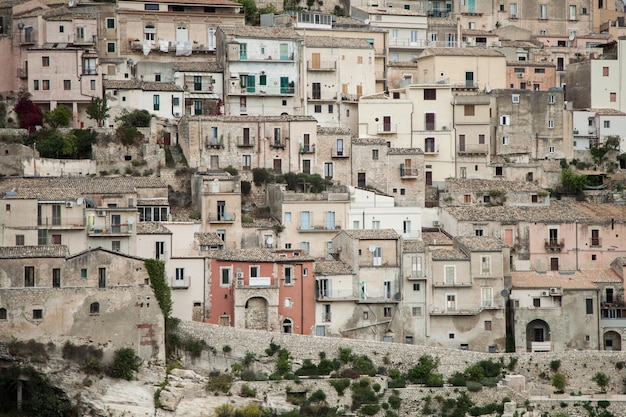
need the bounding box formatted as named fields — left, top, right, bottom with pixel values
left=206, top=249, right=316, bottom=335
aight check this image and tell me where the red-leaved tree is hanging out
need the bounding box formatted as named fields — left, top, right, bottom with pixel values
left=14, top=90, right=43, bottom=132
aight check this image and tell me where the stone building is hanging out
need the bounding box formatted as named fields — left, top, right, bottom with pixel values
left=0, top=245, right=165, bottom=362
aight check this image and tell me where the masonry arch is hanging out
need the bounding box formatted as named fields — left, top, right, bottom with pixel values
left=244, top=297, right=268, bottom=330
left=526, top=319, right=550, bottom=352
left=604, top=330, right=622, bottom=351
left=282, top=318, right=293, bottom=334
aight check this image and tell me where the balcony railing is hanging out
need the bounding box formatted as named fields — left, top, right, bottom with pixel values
left=430, top=299, right=505, bottom=315
left=317, top=290, right=358, bottom=300
left=331, top=147, right=349, bottom=158
left=208, top=212, right=236, bottom=222
left=38, top=217, right=85, bottom=228
left=400, top=166, right=419, bottom=178
left=377, top=123, right=397, bottom=134
left=298, top=221, right=342, bottom=232
left=307, top=60, right=336, bottom=71
left=299, top=145, right=315, bottom=154
left=17, top=68, right=28, bottom=79
left=590, top=237, right=602, bottom=247
left=270, top=140, right=286, bottom=149
left=237, top=53, right=295, bottom=61
left=237, top=276, right=273, bottom=287
left=544, top=238, right=564, bottom=251
left=321, top=312, right=332, bottom=322
left=458, top=144, right=488, bottom=155
left=171, top=276, right=190, bottom=289
left=357, top=292, right=401, bottom=303
left=341, top=93, right=359, bottom=102
left=89, top=225, right=132, bottom=235
left=237, top=137, right=255, bottom=147
left=433, top=279, right=473, bottom=287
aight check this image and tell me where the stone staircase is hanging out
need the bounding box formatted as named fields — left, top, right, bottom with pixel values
left=167, top=145, right=187, bottom=167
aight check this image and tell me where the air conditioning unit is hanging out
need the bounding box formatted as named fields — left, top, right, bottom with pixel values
left=65, top=201, right=73, bottom=208
left=442, top=126, right=448, bottom=130
left=236, top=272, right=244, bottom=278
left=541, top=290, right=549, bottom=297
left=237, top=279, right=244, bottom=286
left=174, top=112, right=181, bottom=117
left=517, top=73, right=524, bottom=78
left=97, top=210, right=106, bottom=217
left=550, top=287, right=559, bottom=294
left=433, top=220, right=441, bottom=227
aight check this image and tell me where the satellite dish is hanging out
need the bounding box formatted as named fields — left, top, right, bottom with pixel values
left=485, top=84, right=492, bottom=93
left=76, top=197, right=84, bottom=205
left=364, top=19, right=370, bottom=24
left=68, top=0, right=75, bottom=7
left=569, top=32, right=576, bottom=41
left=368, top=245, right=376, bottom=252
left=174, top=71, right=180, bottom=78
left=500, top=289, right=509, bottom=297
left=127, top=216, right=135, bottom=224
left=266, top=236, right=274, bottom=245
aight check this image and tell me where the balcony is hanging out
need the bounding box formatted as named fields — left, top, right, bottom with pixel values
left=341, top=93, right=359, bottom=102
left=38, top=217, right=85, bottom=229
left=206, top=137, right=224, bottom=149
left=237, top=137, right=255, bottom=147
left=298, top=221, right=342, bottom=232
left=406, top=272, right=424, bottom=280
left=130, top=40, right=216, bottom=54
left=229, top=84, right=295, bottom=96
left=171, top=275, right=190, bottom=289
left=236, top=53, right=295, bottom=62
left=299, top=145, right=315, bottom=154
left=88, top=224, right=132, bottom=236
left=17, top=68, right=28, bottom=79
left=317, top=289, right=359, bottom=301
left=430, top=300, right=504, bottom=315
left=590, top=237, right=602, bottom=247
left=270, top=140, right=286, bottom=149
left=377, top=123, right=397, bottom=134
left=321, top=312, right=332, bottom=322
left=307, top=60, right=336, bottom=71
left=544, top=238, right=564, bottom=252
left=389, top=38, right=429, bottom=49
left=21, top=34, right=35, bottom=45
left=357, top=292, right=401, bottom=303
left=208, top=212, right=236, bottom=223
left=308, top=94, right=337, bottom=102
left=400, top=166, right=419, bottom=178
left=424, top=146, right=439, bottom=155
left=432, top=279, right=473, bottom=287
left=458, top=144, right=488, bottom=155
left=452, top=83, right=479, bottom=90
left=236, top=276, right=274, bottom=287
left=332, top=147, right=349, bottom=158
left=184, top=83, right=214, bottom=93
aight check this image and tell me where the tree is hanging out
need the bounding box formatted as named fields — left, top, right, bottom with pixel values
left=86, top=97, right=109, bottom=127
left=592, top=372, right=610, bottom=393
left=43, top=105, right=72, bottom=128
left=552, top=372, right=566, bottom=394
left=561, top=168, right=587, bottom=194
left=14, top=90, right=43, bottom=132
left=116, top=109, right=151, bottom=127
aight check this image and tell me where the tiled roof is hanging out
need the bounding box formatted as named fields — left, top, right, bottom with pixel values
left=352, top=138, right=387, bottom=145
left=360, top=93, right=389, bottom=100
left=185, top=115, right=317, bottom=123
left=125, top=0, right=239, bottom=5
left=388, top=61, right=419, bottom=68
left=103, top=80, right=183, bottom=92
left=585, top=108, right=626, bottom=116
left=419, top=48, right=505, bottom=58
left=221, top=26, right=300, bottom=39
left=422, top=231, right=453, bottom=246
left=209, top=248, right=314, bottom=262
left=462, top=29, right=496, bottom=36
left=444, top=178, right=545, bottom=192
left=388, top=148, right=422, bottom=155
left=511, top=270, right=620, bottom=290
left=506, top=61, right=556, bottom=67
left=0, top=177, right=167, bottom=199
left=173, top=61, right=223, bottom=72
left=314, top=259, right=354, bottom=275
left=142, top=82, right=183, bottom=92
left=431, top=248, right=468, bottom=261
left=343, top=229, right=399, bottom=240
left=317, top=126, right=352, bottom=136
left=403, top=239, right=426, bottom=252
left=195, top=232, right=224, bottom=246
left=0, top=245, right=69, bottom=258
left=456, top=236, right=507, bottom=252
left=445, top=201, right=626, bottom=224
left=137, top=222, right=172, bottom=235
left=305, top=36, right=373, bottom=49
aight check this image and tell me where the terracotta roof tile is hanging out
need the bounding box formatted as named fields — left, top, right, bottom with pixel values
left=195, top=232, right=224, bottom=246
left=0, top=245, right=69, bottom=258
left=209, top=248, right=314, bottom=262
left=456, top=236, right=507, bottom=251
left=305, top=36, right=373, bottom=49
left=314, top=259, right=354, bottom=275
left=419, top=48, right=505, bottom=58
left=317, top=126, right=352, bottom=136
left=343, top=229, right=399, bottom=240
left=421, top=231, right=453, bottom=246
left=221, top=26, right=300, bottom=39
left=173, top=61, right=223, bottom=72
left=444, top=177, right=546, bottom=192
left=137, top=222, right=172, bottom=234
left=431, top=248, right=468, bottom=260
left=511, top=270, right=620, bottom=290
left=403, top=239, right=426, bottom=252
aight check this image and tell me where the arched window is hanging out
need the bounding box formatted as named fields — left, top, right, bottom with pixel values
left=282, top=318, right=293, bottom=334
left=0, top=308, right=7, bottom=320
left=89, top=302, right=100, bottom=315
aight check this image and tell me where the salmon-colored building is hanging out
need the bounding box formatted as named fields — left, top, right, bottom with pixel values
left=206, top=248, right=316, bottom=334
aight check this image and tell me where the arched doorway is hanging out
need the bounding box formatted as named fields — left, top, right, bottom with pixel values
left=245, top=297, right=268, bottom=330
left=526, top=319, right=551, bottom=352
left=282, top=318, right=293, bottom=334
left=604, top=331, right=622, bottom=351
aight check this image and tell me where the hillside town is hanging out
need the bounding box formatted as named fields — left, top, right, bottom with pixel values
left=3, top=0, right=626, bottom=393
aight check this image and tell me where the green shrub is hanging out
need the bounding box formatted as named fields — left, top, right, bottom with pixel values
left=330, top=378, right=351, bottom=396
left=116, top=109, right=151, bottom=127
left=206, top=373, right=233, bottom=393
left=550, top=360, right=562, bottom=372
left=407, top=355, right=439, bottom=384
left=360, top=404, right=380, bottom=416
left=466, top=381, right=483, bottom=392
left=116, top=125, right=143, bottom=145
left=388, top=394, right=402, bottom=410
left=240, top=384, right=257, bottom=398
left=8, top=339, right=50, bottom=363
left=351, top=378, right=378, bottom=411
left=222, top=345, right=232, bottom=353
left=82, top=357, right=105, bottom=375
left=352, top=355, right=377, bottom=376
left=308, top=389, right=326, bottom=402
left=318, top=358, right=334, bottom=375
left=240, top=370, right=257, bottom=381
left=241, top=181, right=251, bottom=195
left=338, top=347, right=353, bottom=363
left=449, top=372, right=467, bottom=386
left=107, top=348, right=141, bottom=380
left=372, top=382, right=381, bottom=392
left=426, top=373, right=444, bottom=387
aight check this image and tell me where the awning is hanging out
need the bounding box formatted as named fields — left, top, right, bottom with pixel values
left=185, top=93, right=220, bottom=99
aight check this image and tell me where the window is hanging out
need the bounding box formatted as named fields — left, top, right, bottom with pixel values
left=284, top=212, right=291, bottom=222
left=464, top=105, right=475, bottom=116
left=372, top=149, right=379, bottom=160
left=0, top=308, right=6, bottom=320
left=59, top=25, right=64, bottom=33
left=314, top=105, right=322, bottom=113
left=52, top=268, right=60, bottom=288
left=324, top=162, right=333, bottom=179
left=464, top=194, right=471, bottom=203
left=500, top=115, right=510, bottom=125
left=107, top=42, right=116, bottom=53
left=582, top=7, right=587, bottom=14
left=479, top=134, right=485, bottom=144
left=483, top=195, right=491, bottom=203
left=509, top=2, right=517, bottom=17
left=145, top=3, right=159, bottom=10
left=33, top=309, right=43, bottom=320
left=153, top=95, right=160, bottom=111
left=42, top=56, right=50, bottom=67
left=221, top=268, right=231, bottom=286
left=112, top=241, right=121, bottom=251
left=424, top=89, right=436, bottom=100
left=42, top=80, right=50, bottom=90
left=90, top=80, right=96, bottom=90
left=548, top=95, right=555, bottom=104
left=98, top=268, right=106, bottom=288
left=549, top=146, right=555, bottom=153
left=106, top=18, right=115, bottom=29
left=481, top=256, right=490, bottom=274
left=569, top=4, right=576, bottom=20
left=175, top=268, right=185, bottom=283
left=512, top=94, right=520, bottom=104
left=496, top=166, right=503, bottom=176
left=445, top=266, right=455, bottom=284
left=502, top=136, right=509, bottom=145
left=475, top=229, right=483, bottom=236
left=586, top=298, right=593, bottom=314
left=603, top=66, right=609, bottom=76
left=90, top=302, right=100, bottom=315
left=484, top=320, right=492, bottom=331
left=610, top=92, right=617, bottom=102
left=284, top=267, right=293, bottom=285
left=328, top=104, right=334, bottom=113
left=533, top=298, right=541, bottom=307
left=604, top=120, right=611, bottom=128
left=284, top=297, right=292, bottom=308
left=383, top=307, right=392, bottom=317
left=539, top=3, right=547, bottom=19
left=144, top=24, right=156, bottom=41
left=532, top=194, right=538, bottom=203
left=15, top=235, right=24, bottom=246
left=425, top=137, right=436, bottom=152
left=33, top=80, right=39, bottom=90
left=25, top=266, right=35, bottom=287
left=410, top=306, right=421, bottom=317
left=357, top=56, right=363, bottom=64
left=63, top=80, right=71, bottom=90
